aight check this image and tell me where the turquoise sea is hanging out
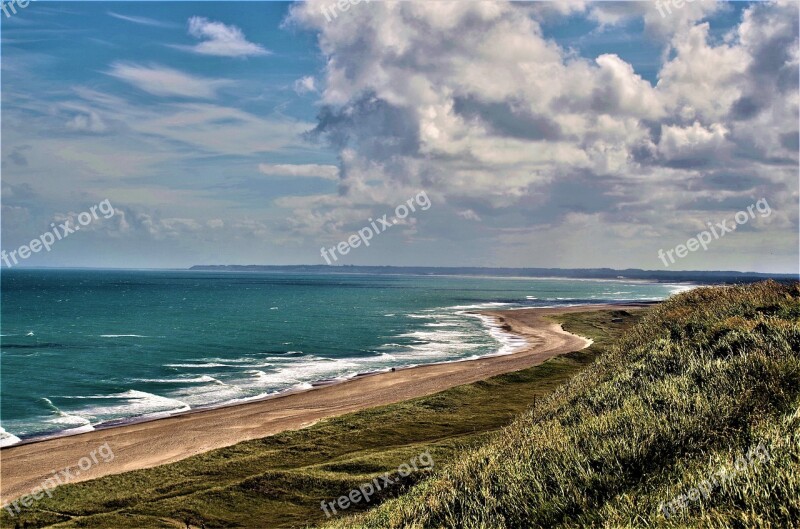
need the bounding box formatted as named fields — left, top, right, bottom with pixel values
left=0, top=269, right=690, bottom=446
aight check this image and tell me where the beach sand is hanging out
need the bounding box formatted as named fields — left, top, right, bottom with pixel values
left=0, top=303, right=647, bottom=502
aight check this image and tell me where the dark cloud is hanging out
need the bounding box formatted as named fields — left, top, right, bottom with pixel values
left=306, top=92, right=420, bottom=159
left=727, top=1, right=799, bottom=122
left=730, top=95, right=765, bottom=121
left=3, top=146, right=31, bottom=168
left=780, top=131, right=799, bottom=152
left=453, top=96, right=563, bottom=141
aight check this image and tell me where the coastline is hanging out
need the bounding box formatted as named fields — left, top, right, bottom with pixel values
left=0, top=302, right=650, bottom=502
left=1, top=303, right=529, bottom=448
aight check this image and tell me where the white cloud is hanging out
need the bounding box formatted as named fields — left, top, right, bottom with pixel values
left=587, top=0, right=723, bottom=40
left=131, top=103, right=310, bottom=155
left=180, top=16, right=270, bottom=57
left=4, top=0, right=796, bottom=270
left=280, top=0, right=797, bottom=267
left=594, top=54, right=664, bottom=120
left=457, top=209, right=482, bottom=222
left=644, top=0, right=723, bottom=39
left=0, top=82, right=315, bottom=204
left=78, top=90, right=311, bottom=158
left=657, top=23, right=748, bottom=122
left=293, top=76, right=317, bottom=95
left=107, top=62, right=231, bottom=99
left=258, top=163, right=339, bottom=180
left=107, top=11, right=178, bottom=28
left=658, top=121, right=729, bottom=161
left=65, top=111, right=108, bottom=133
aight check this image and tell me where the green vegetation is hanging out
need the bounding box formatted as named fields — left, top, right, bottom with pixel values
left=1, top=308, right=640, bottom=528
left=325, top=281, right=800, bottom=529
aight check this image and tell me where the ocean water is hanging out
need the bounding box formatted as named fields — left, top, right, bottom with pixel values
left=0, top=269, right=690, bottom=446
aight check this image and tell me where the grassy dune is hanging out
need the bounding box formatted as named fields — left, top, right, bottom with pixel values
left=1, top=309, right=639, bottom=528
left=325, top=281, right=800, bottom=529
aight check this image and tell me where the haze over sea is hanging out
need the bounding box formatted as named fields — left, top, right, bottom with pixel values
left=0, top=269, right=689, bottom=446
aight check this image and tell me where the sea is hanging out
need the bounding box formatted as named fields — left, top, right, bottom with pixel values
left=0, top=269, right=692, bottom=447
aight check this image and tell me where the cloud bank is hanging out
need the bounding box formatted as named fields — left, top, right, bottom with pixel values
left=282, top=0, right=798, bottom=270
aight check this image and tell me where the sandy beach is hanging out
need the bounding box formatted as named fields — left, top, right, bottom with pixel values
left=0, top=303, right=647, bottom=502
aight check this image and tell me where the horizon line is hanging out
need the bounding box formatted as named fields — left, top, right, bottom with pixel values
left=2, top=265, right=797, bottom=277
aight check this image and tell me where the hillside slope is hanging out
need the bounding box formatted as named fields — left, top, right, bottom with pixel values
left=326, top=281, right=800, bottom=528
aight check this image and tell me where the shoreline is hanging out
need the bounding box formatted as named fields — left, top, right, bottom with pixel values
left=1, top=300, right=652, bottom=449
left=2, top=307, right=529, bottom=448
left=0, top=302, right=650, bottom=502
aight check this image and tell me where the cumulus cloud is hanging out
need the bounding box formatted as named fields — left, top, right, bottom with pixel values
left=658, top=121, right=730, bottom=165
left=293, top=76, right=317, bottom=95
left=283, top=0, right=797, bottom=268
left=10, top=1, right=793, bottom=271
left=586, top=0, right=722, bottom=40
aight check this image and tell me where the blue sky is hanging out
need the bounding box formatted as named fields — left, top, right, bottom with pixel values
left=1, top=1, right=797, bottom=272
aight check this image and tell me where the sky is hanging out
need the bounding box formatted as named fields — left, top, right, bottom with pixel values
left=1, top=0, right=798, bottom=272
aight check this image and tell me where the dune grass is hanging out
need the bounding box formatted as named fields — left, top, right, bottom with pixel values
left=1, top=308, right=639, bottom=528
left=324, top=281, right=800, bottom=529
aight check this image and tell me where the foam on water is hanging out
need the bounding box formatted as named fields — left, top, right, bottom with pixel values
left=136, top=375, right=226, bottom=385
left=396, top=329, right=473, bottom=341
left=0, top=427, right=22, bottom=447
left=668, top=283, right=696, bottom=295
left=447, top=302, right=514, bottom=310
left=61, top=390, right=191, bottom=424
left=165, top=362, right=230, bottom=368
left=165, top=382, right=247, bottom=407
left=244, top=370, right=272, bottom=384
left=468, top=313, right=528, bottom=356
left=41, top=397, right=95, bottom=430
left=216, top=392, right=273, bottom=406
